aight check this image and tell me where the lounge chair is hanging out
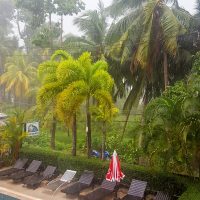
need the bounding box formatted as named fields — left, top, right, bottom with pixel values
left=0, top=158, right=28, bottom=178
left=46, top=169, right=76, bottom=192
left=9, top=160, right=42, bottom=182
left=79, top=179, right=116, bottom=200
left=120, top=179, right=147, bottom=200
left=23, top=165, right=57, bottom=189
left=61, top=170, right=94, bottom=195
left=155, top=191, right=171, bottom=200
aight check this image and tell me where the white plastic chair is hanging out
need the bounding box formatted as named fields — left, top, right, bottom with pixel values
left=46, top=169, right=76, bottom=199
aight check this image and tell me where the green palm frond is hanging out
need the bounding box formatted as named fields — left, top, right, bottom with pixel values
left=160, top=5, right=185, bottom=55
left=51, top=50, right=72, bottom=61
left=92, top=60, right=108, bottom=73
left=0, top=51, right=37, bottom=97
left=56, top=80, right=88, bottom=124
left=38, top=61, right=58, bottom=82
left=56, top=59, right=85, bottom=84
left=91, top=70, right=114, bottom=92
left=109, top=12, right=143, bottom=64
left=107, top=0, right=146, bottom=18
left=105, top=9, right=142, bottom=45
left=74, top=10, right=105, bottom=44
left=64, top=34, right=96, bottom=46
left=37, top=82, right=64, bottom=109
left=172, top=6, right=193, bottom=29
left=62, top=2, right=107, bottom=59
left=93, top=89, right=113, bottom=108
left=77, top=52, right=92, bottom=69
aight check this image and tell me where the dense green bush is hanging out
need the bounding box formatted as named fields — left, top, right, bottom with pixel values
left=23, top=131, right=68, bottom=151
left=107, top=133, right=142, bottom=164
left=20, top=146, right=189, bottom=196
left=23, top=132, right=50, bottom=148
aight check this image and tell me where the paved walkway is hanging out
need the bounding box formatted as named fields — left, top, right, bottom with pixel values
left=0, top=168, right=153, bottom=200
left=0, top=174, right=120, bottom=200
left=0, top=178, right=77, bottom=200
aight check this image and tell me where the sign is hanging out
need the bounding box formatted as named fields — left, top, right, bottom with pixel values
left=0, top=113, right=8, bottom=120
left=25, top=122, right=39, bottom=136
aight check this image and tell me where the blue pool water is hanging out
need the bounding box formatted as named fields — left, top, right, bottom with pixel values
left=0, top=193, right=19, bottom=200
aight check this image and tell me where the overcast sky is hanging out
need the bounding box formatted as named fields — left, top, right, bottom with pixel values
left=62, top=0, right=197, bottom=35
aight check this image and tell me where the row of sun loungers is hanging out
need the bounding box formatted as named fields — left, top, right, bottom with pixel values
left=0, top=158, right=28, bottom=177
left=0, top=158, right=172, bottom=200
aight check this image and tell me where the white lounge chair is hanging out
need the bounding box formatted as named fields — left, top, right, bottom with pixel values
left=46, top=169, right=76, bottom=198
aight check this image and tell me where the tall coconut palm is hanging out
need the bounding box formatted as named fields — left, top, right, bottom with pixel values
left=63, top=0, right=108, bottom=60
left=106, top=0, right=193, bottom=135
left=56, top=52, right=114, bottom=157
left=196, top=0, right=200, bottom=18
left=0, top=51, right=37, bottom=102
left=108, top=0, right=192, bottom=89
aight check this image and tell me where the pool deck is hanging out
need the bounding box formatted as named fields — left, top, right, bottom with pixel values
left=0, top=168, right=125, bottom=200
left=0, top=178, right=78, bottom=200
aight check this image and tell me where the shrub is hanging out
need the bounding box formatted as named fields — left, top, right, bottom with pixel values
left=20, top=146, right=189, bottom=195
left=107, top=134, right=142, bottom=164
left=23, top=131, right=50, bottom=148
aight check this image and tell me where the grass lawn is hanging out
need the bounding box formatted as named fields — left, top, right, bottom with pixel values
left=178, top=184, right=200, bottom=200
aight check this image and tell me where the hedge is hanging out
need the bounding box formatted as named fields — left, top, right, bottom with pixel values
left=20, top=146, right=190, bottom=196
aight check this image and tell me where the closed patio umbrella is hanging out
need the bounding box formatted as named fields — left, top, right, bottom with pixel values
left=106, top=150, right=125, bottom=182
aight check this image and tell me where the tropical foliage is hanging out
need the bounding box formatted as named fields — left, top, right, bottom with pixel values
left=0, top=110, right=27, bottom=161
left=36, top=50, right=115, bottom=157
left=56, top=52, right=115, bottom=157
left=63, top=0, right=108, bottom=60
left=0, top=0, right=199, bottom=186
left=0, top=52, right=37, bottom=101
left=37, top=50, right=71, bottom=149
left=107, top=0, right=193, bottom=102
left=141, top=54, right=200, bottom=173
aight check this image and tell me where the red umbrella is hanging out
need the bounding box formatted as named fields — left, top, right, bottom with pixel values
left=106, top=150, right=125, bottom=182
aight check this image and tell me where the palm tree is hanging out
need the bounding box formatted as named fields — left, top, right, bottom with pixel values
left=91, top=104, right=118, bottom=160
left=63, top=0, right=108, bottom=60
left=0, top=51, right=37, bottom=102
left=54, top=0, right=85, bottom=45
left=1, top=110, right=27, bottom=161
left=196, top=0, right=200, bottom=18
left=109, top=0, right=191, bottom=90
left=37, top=50, right=71, bottom=150
left=56, top=52, right=114, bottom=157
left=106, top=0, right=192, bottom=135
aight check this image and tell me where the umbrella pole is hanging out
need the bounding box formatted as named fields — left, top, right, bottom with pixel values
left=114, top=182, right=120, bottom=199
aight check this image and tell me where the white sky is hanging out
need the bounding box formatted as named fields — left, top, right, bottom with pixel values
left=63, top=0, right=197, bottom=35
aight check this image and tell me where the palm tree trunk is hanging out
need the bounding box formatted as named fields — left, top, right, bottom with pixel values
left=50, top=116, right=56, bottom=150
left=0, top=54, right=3, bottom=101
left=49, top=13, right=53, bottom=51
left=13, top=142, right=20, bottom=161
left=72, top=114, right=77, bottom=156
left=60, top=14, right=63, bottom=46
left=16, top=11, right=23, bottom=40
left=101, top=121, right=106, bottom=160
left=86, top=97, right=92, bottom=158
left=163, top=52, right=169, bottom=90
left=121, top=109, right=131, bottom=141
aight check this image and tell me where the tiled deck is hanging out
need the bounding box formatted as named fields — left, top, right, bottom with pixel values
left=0, top=167, right=120, bottom=200
left=0, top=178, right=78, bottom=200
left=0, top=168, right=154, bottom=200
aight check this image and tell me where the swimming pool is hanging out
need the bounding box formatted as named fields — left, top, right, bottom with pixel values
left=0, top=193, right=19, bottom=200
